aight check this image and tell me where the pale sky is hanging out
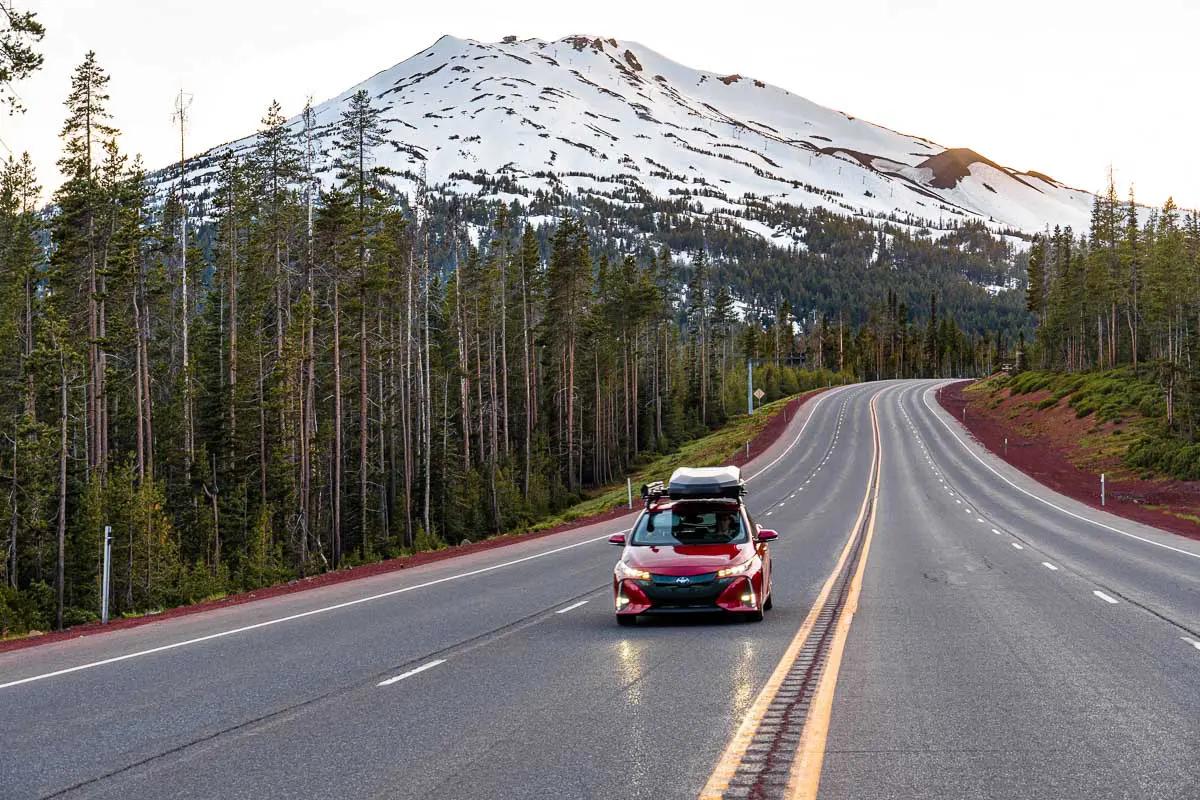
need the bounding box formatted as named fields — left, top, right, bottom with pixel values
left=4, top=0, right=1197, bottom=210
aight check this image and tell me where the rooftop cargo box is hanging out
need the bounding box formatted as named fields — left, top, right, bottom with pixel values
left=666, top=466, right=744, bottom=500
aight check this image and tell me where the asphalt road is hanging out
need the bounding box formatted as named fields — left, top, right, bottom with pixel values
left=1, top=381, right=1196, bottom=799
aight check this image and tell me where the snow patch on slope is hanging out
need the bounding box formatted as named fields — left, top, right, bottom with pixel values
left=166, top=34, right=1094, bottom=238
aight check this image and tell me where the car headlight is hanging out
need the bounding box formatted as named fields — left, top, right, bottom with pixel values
left=615, top=561, right=651, bottom=581
left=718, top=557, right=760, bottom=579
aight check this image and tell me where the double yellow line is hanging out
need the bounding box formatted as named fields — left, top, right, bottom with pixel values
left=700, top=390, right=884, bottom=800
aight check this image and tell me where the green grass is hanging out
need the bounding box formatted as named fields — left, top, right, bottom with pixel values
left=525, top=393, right=810, bottom=533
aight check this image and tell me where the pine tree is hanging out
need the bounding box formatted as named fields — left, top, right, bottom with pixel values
left=52, top=52, right=120, bottom=484
left=0, top=153, right=43, bottom=591
left=333, top=89, right=391, bottom=555
left=924, top=293, right=938, bottom=377
left=0, top=3, right=44, bottom=113
left=543, top=217, right=592, bottom=490
left=686, top=249, right=711, bottom=424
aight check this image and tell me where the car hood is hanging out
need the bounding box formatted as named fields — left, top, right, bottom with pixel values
left=625, top=543, right=754, bottom=576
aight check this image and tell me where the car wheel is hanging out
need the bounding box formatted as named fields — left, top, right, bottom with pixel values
left=763, top=593, right=773, bottom=611
left=744, top=608, right=765, bottom=623
left=616, top=615, right=637, bottom=627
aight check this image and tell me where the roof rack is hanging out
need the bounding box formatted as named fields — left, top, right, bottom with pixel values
left=640, top=480, right=666, bottom=508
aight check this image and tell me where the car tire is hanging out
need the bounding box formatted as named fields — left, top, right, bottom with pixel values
left=744, top=608, right=765, bottom=623
left=616, top=615, right=637, bottom=627
left=763, top=593, right=773, bottom=611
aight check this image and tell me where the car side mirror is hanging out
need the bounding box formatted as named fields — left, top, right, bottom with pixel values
left=608, top=533, right=627, bottom=546
left=757, top=529, right=779, bottom=542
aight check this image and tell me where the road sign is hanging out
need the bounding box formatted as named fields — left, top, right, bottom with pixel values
left=754, top=389, right=765, bottom=401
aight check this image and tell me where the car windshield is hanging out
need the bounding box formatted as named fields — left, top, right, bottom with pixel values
left=630, top=504, right=748, bottom=546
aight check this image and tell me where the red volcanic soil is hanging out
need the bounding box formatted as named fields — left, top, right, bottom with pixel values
left=1, top=389, right=826, bottom=653
left=937, top=381, right=1200, bottom=542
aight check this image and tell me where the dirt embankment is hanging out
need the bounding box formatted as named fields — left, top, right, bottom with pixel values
left=937, top=381, right=1200, bottom=542
left=0, top=390, right=825, bottom=654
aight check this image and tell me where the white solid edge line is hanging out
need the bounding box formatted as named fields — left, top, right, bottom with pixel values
left=921, top=386, right=1200, bottom=560
left=1042, top=562, right=1059, bottom=571
left=1093, top=590, right=1119, bottom=604
left=555, top=600, right=589, bottom=614
left=0, top=532, right=614, bottom=691
left=745, top=385, right=847, bottom=481
left=377, top=659, right=446, bottom=687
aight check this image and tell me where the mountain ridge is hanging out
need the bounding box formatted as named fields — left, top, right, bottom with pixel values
left=162, top=33, right=1093, bottom=241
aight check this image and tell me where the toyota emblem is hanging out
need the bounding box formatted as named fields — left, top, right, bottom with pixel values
left=675, top=576, right=691, bottom=585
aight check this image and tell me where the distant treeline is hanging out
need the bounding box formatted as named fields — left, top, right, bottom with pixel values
left=1026, top=175, right=1200, bottom=431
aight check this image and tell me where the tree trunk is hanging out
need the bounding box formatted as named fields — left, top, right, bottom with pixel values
left=423, top=225, right=432, bottom=538
left=360, top=272, right=369, bottom=556
left=228, top=222, right=238, bottom=457
left=133, top=278, right=146, bottom=484
left=521, top=260, right=532, bottom=497
left=500, top=252, right=510, bottom=457
left=333, top=279, right=343, bottom=568
left=567, top=333, right=576, bottom=491
left=258, top=348, right=268, bottom=517
left=56, top=350, right=68, bottom=631
left=455, top=240, right=470, bottom=471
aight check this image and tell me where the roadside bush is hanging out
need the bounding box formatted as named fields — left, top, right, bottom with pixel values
left=1010, top=372, right=1052, bottom=394
left=1126, top=437, right=1200, bottom=481
left=0, top=582, right=51, bottom=636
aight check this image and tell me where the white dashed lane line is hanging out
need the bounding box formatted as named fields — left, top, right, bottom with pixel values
left=907, top=395, right=1110, bottom=611
left=378, top=659, right=446, bottom=687
left=556, top=600, right=589, bottom=614
left=1182, top=637, right=1200, bottom=651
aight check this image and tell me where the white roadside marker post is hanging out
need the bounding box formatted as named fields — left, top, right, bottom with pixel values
left=746, top=359, right=753, bottom=459
left=627, top=478, right=633, bottom=509
left=1101, top=473, right=1106, bottom=507
left=101, top=525, right=113, bottom=625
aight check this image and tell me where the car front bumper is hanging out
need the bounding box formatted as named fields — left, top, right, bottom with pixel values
left=614, top=573, right=761, bottom=615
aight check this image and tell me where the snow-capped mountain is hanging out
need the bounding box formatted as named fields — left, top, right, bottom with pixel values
left=167, top=34, right=1093, bottom=239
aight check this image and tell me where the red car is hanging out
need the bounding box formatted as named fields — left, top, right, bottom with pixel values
left=609, top=466, right=777, bottom=626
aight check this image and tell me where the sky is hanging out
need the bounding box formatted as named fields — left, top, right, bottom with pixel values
left=4, top=0, right=1197, bottom=210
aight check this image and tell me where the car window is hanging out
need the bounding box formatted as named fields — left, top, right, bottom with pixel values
left=630, top=504, right=748, bottom=546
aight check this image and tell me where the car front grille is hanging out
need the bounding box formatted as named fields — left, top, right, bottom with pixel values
left=642, top=572, right=728, bottom=605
